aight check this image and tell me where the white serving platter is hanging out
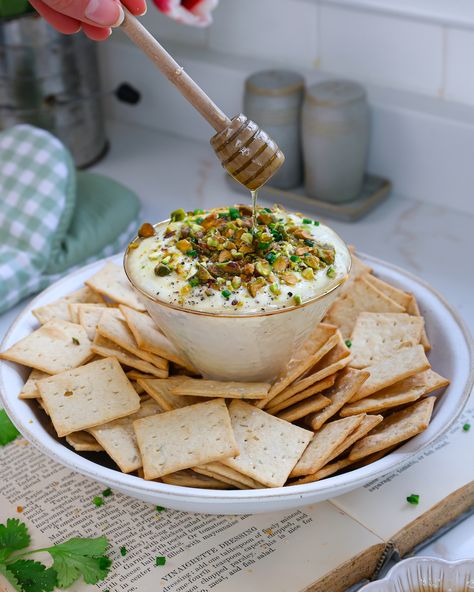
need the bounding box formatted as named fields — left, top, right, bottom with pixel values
left=0, top=253, right=472, bottom=515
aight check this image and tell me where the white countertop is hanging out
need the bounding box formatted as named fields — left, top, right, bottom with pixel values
left=1, top=120, right=473, bottom=568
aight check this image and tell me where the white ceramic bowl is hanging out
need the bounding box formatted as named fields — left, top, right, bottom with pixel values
left=359, top=557, right=474, bottom=591
left=0, top=253, right=472, bottom=515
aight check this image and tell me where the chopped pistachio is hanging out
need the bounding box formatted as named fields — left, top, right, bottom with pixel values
left=241, top=232, right=253, bottom=245
left=155, top=264, right=171, bottom=276
left=207, top=237, right=219, bottom=248
left=231, top=276, right=242, bottom=289
left=272, top=255, right=288, bottom=272
left=293, top=294, right=302, bottom=305
left=176, top=239, right=193, bottom=253
left=269, top=283, right=281, bottom=296
left=301, top=267, right=315, bottom=280
left=138, top=222, right=155, bottom=238
left=170, top=208, right=186, bottom=222
left=248, top=277, right=266, bottom=297
left=326, top=266, right=336, bottom=278
left=304, top=255, right=320, bottom=269
left=255, top=261, right=271, bottom=277
left=281, top=272, right=298, bottom=286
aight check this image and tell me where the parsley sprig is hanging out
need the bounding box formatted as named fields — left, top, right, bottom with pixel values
left=0, top=518, right=112, bottom=591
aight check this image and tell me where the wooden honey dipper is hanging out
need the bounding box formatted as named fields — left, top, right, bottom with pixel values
left=121, top=10, right=285, bottom=191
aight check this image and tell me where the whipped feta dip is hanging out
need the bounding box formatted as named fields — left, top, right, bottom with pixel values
left=126, top=206, right=350, bottom=315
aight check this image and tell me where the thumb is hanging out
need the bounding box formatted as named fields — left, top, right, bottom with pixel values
left=40, top=0, right=124, bottom=26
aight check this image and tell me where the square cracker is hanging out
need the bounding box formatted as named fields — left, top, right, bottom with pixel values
left=119, top=306, right=195, bottom=371
left=79, top=306, right=123, bottom=341
left=222, top=400, right=313, bottom=488
left=92, top=334, right=168, bottom=378
left=194, top=462, right=263, bottom=489
left=68, top=302, right=107, bottom=324
left=170, top=378, right=271, bottom=400
left=388, top=369, right=449, bottom=397
left=134, top=399, right=238, bottom=480
left=256, top=324, right=339, bottom=409
left=32, top=286, right=104, bottom=325
left=350, top=313, right=424, bottom=368
left=137, top=377, right=201, bottom=410
left=97, top=311, right=168, bottom=370
left=161, top=470, right=231, bottom=489
left=89, top=398, right=162, bottom=473
left=266, top=374, right=337, bottom=415
left=37, top=357, right=141, bottom=437
left=304, top=367, right=370, bottom=431
left=339, top=251, right=372, bottom=296
left=1, top=320, right=92, bottom=374
left=325, top=414, right=383, bottom=462
left=291, top=457, right=356, bottom=484
left=290, top=415, right=364, bottom=478
left=365, top=274, right=412, bottom=309
left=19, top=369, right=50, bottom=399
left=349, top=397, right=435, bottom=461
left=85, top=261, right=146, bottom=311
left=65, top=431, right=103, bottom=452
left=276, top=394, right=330, bottom=423
left=350, top=345, right=430, bottom=402
left=324, top=276, right=405, bottom=338
left=340, top=387, right=424, bottom=416
left=191, top=467, right=246, bottom=490
left=269, top=333, right=351, bottom=409
left=406, top=294, right=431, bottom=350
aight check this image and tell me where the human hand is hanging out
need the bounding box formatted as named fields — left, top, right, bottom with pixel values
left=29, top=0, right=147, bottom=40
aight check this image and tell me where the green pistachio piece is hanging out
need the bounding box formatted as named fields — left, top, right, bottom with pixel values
left=301, top=267, right=315, bottom=280
left=154, top=264, right=171, bottom=276
left=170, top=208, right=186, bottom=221
left=304, top=255, right=320, bottom=269
left=241, top=232, right=253, bottom=245
left=255, top=260, right=271, bottom=277
left=197, top=264, right=214, bottom=281
left=231, top=276, right=242, bottom=289
left=269, top=283, right=281, bottom=296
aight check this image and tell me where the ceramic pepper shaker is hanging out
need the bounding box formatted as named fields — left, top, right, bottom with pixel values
left=302, top=79, right=370, bottom=203
left=244, top=69, right=305, bottom=189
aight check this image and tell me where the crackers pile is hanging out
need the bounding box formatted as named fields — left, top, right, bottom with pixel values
left=1, top=255, right=449, bottom=489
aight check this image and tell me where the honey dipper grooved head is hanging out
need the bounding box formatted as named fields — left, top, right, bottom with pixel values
left=210, top=114, right=285, bottom=191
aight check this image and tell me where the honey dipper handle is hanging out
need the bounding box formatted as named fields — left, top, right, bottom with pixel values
left=121, top=10, right=231, bottom=132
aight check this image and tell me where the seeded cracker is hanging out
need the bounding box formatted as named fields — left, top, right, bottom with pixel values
left=256, top=323, right=339, bottom=409
left=222, top=400, right=313, bottom=488
left=349, top=397, right=436, bottom=460
left=37, top=357, right=141, bottom=437
left=266, top=375, right=336, bottom=415
left=85, top=261, right=146, bottom=311
left=92, top=334, right=168, bottom=378
left=364, top=274, right=412, bottom=309
left=386, top=369, right=449, bottom=397
left=137, top=377, right=201, bottom=410
left=134, top=399, right=238, bottom=480
left=161, top=470, right=231, bottom=489
left=170, top=378, right=271, bottom=400
left=1, top=320, right=92, bottom=374
left=32, top=286, right=104, bottom=325
left=68, top=302, right=107, bottom=324
left=304, top=368, right=370, bottom=431
left=349, top=345, right=430, bottom=402
left=324, top=414, right=383, bottom=462
left=120, top=305, right=195, bottom=370
left=276, top=394, right=331, bottom=422
left=19, top=369, right=50, bottom=399
left=290, top=415, right=364, bottom=478
left=79, top=306, right=124, bottom=341
left=406, top=294, right=431, bottom=350
left=89, top=398, right=162, bottom=473
left=339, top=250, right=372, bottom=296
left=349, top=312, right=424, bottom=368
left=340, top=387, right=424, bottom=416
left=324, top=276, right=405, bottom=338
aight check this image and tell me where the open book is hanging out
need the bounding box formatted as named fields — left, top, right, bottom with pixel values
left=0, top=398, right=472, bottom=592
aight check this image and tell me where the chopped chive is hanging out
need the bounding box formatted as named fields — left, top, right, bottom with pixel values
left=102, top=487, right=113, bottom=497
left=193, top=208, right=204, bottom=215
left=345, top=339, right=352, bottom=348
left=304, top=239, right=314, bottom=247
left=258, top=242, right=271, bottom=250
left=72, top=337, right=80, bottom=345
left=186, top=249, right=198, bottom=257
left=120, top=546, right=127, bottom=557
left=155, top=556, right=166, bottom=566
left=290, top=255, right=300, bottom=262
left=326, top=267, right=336, bottom=278
left=302, top=218, right=312, bottom=224
left=314, top=220, right=320, bottom=226
left=406, top=494, right=419, bottom=505
left=264, top=207, right=272, bottom=213
left=265, top=252, right=277, bottom=265
left=189, top=278, right=199, bottom=288
left=221, top=289, right=232, bottom=299
left=229, top=207, right=240, bottom=220
left=92, top=496, right=103, bottom=507
left=218, top=213, right=228, bottom=219
left=463, top=423, right=471, bottom=432
left=195, top=217, right=204, bottom=224
left=156, top=506, right=165, bottom=512
left=293, top=295, right=302, bottom=305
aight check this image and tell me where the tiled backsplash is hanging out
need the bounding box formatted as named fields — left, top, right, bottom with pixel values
left=101, top=0, right=474, bottom=215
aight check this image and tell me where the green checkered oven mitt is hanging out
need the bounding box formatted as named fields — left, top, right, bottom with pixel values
left=0, top=124, right=141, bottom=313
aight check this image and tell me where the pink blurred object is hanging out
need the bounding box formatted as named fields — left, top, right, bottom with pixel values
left=153, top=0, right=218, bottom=26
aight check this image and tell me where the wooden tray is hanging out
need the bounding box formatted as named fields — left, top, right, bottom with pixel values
left=227, top=173, right=392, bottom=222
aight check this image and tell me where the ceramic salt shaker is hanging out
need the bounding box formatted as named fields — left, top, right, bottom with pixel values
left=302, top=79, right=370, bottom=203
left=244, top=70, right=305, bottom=189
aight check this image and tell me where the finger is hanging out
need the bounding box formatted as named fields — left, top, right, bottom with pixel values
left=82, top=22, right=112, bottom=40
left=37, top=0, right=123, bottom=27
left=122, top=0, right=147, bottom=16
left=29, top=0, right=82, bottom=34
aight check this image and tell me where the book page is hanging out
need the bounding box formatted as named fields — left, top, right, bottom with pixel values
left=0, top=438, right=382, bottom=592
left=331, top=400, right=474, bottom=541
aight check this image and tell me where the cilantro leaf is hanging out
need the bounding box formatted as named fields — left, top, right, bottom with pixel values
left=6, top=560, right=56, bottom=592
left=0, top=410, right=20, bottom=446
left=0, top=563, right=21, bottom=591
left=46, top=536, right=111, bottom=587
left=0, top=519, right=30, bottom=562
